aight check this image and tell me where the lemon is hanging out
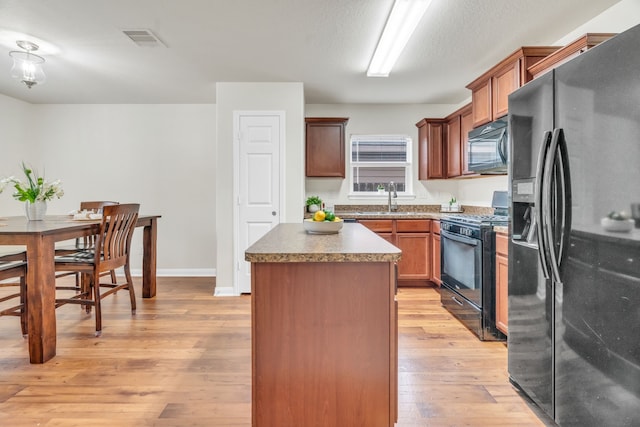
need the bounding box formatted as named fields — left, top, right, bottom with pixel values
left=313, top=210, right=326, bottom=221
left=333, top=216, right=341, bottom=222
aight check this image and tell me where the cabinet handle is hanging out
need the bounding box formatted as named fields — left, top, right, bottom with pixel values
left=451, top=296, right=464, bottom=306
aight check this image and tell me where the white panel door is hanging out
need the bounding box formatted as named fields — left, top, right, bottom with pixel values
left=235, top=112, right=282, bottom=294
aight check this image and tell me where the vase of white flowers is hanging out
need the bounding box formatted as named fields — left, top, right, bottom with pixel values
left=0, top=162, right=64, bottom=221
left=25, top=200, right=48, bottom=220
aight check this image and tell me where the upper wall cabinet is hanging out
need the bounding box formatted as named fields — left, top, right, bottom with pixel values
left=305, top=117, right=349, bottom=178
left=416, top=118, right=446, bottom=180
left=528, top=33, right=616, bottom=79
left=466, top=47, right=560, bottom=128
left=445, top=103, right=473, bottom=178
left=416, top=103, right=472, bottom=180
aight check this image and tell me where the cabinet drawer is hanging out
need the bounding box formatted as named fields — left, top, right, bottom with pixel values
left=496, top=233, right=509, bottom=256
left=431, top=220, right=441, bottom=235
left=358, top=219, right=393, bottom=233
left=396, top=219, right=430, bottom=233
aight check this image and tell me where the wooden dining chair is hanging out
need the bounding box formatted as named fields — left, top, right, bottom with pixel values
left=54, top=203, right=139, bottom=336
left=80, top=201, right=120, bottom=283
left=56, top=201, right=120, bottom=289
left=0, top=252, right=28, bottom=337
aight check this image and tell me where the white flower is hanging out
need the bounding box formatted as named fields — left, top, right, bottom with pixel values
left=1, top=163, right=64, bottom=203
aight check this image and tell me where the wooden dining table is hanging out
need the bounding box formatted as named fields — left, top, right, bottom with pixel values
left=0, top=214, right=160, bottom=363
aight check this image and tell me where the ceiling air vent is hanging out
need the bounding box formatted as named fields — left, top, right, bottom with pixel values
left=122, top=29, right=166, bottom=48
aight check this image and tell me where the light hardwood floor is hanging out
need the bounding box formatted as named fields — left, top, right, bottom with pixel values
left=0, top=277, right=552, bottom=426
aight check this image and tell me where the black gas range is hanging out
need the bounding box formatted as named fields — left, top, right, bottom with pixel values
left=439, top=193, right=508, bottom=341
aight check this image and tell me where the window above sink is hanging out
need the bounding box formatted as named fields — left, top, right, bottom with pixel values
left=349, top=134, right=414, bottom=198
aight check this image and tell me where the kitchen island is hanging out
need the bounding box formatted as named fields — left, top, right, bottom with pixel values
left=245, top=222, right=401, bottom=427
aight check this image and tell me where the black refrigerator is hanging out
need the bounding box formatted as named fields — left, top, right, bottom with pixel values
left=507, top=23, right=640, bottom=426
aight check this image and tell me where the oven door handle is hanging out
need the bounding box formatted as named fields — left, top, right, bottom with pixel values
left=441, top=229, right=479, bottom=246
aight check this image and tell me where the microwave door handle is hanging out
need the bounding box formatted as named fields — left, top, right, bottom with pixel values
left=535, top=131, right=552, bottom=280
left=497, top=129, right=508, bottom=164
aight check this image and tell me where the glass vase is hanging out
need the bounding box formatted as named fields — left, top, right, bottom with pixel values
left=25, top=200, right=47, bottom=221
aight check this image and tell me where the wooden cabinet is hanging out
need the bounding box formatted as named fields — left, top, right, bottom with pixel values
left=247, top=224, right=399, bottom=426
left=492, top=60, right=519, bottom=120
left=444, top=103, right=473, bottom=178
left=360, top=219, right=432, bottom=285
left=251, top=260, right=397, bottom=426
left=469, top=78, right=492, bottom=129
left=446, top=115, right=461, bottom=178
left=529, top=33, right=616, bottom=78
left=396, top=220, right=431, bottom=282
left=416, top=119, right=446, bottom=180
left=417, top=104, right=472, bottom=180
left=466, top=47, right=560, bottom=127
left=495, top=231, right=509, bottom=335
left=431, top=220, right=441, bottom=287
left=358, top=219, right=394, bottom=244
left=305, top=117, right=349, bottom=177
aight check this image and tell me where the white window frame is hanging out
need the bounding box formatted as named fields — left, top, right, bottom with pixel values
left=348, top=134, right=414, bottom=199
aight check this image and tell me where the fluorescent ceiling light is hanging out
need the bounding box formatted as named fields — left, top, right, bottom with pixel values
left=367, top=0, right=432, bottom=77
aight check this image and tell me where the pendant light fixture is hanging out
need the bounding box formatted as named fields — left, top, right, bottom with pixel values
left=9, top=40, right=46, bottom=88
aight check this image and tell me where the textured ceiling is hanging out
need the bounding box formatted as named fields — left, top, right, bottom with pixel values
left=0, top=0, right=623, bottom=104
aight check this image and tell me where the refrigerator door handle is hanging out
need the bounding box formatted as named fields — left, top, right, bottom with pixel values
left=543, top=128, right=571, bottom=285
left=554, top=129, right=572, bottom=274
left=535, top=131, right=552, bottom=279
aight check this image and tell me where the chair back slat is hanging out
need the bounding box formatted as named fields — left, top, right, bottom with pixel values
left=74, top=201, right=120, bottom=250
left=95, top=204, right=139, bottom=271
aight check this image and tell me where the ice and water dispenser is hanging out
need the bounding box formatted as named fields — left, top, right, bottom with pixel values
left=512, top=178, right=537, bottom=244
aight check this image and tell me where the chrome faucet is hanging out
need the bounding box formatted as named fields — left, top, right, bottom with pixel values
left=388, top=181, right=398, bottom=212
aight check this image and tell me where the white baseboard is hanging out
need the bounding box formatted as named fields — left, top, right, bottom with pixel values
left=130, top=268, right=217, bottom=277
left=213, top=285, right=238, bottom=297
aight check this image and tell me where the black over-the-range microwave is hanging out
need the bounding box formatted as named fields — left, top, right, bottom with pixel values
left=467, top=117, right=508, bottom=174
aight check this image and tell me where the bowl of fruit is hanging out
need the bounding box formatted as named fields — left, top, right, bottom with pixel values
left=303, top=209, right=343, bottom=234
left=601, top=210, right=634, bottom=232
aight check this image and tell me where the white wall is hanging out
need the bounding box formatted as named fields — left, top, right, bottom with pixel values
left=0, top=94, right=38, bottom=214
left=215, top=82, right=305, bottom=296
left=0, top=99, right=217, bottom=275
left=554, top=0, right=640, bottom=44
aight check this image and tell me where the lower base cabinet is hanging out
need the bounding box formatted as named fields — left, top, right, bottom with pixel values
left=251, top=261, right=397, bottom=426
left=359, top=219, right=435, bottom=286
left=495, top=231, right=509, bottom=335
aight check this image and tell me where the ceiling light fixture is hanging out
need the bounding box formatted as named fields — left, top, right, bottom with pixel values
left=9, top=40, right=46, bottom=88
left=367, top=0, right=432, bottom=77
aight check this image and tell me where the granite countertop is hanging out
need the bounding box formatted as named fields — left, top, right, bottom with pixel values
left=245, top=222, right=401, bottom=263
left=329, top=204, right=495, bottom=220
left=337, top=211, right=444, bottom=220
